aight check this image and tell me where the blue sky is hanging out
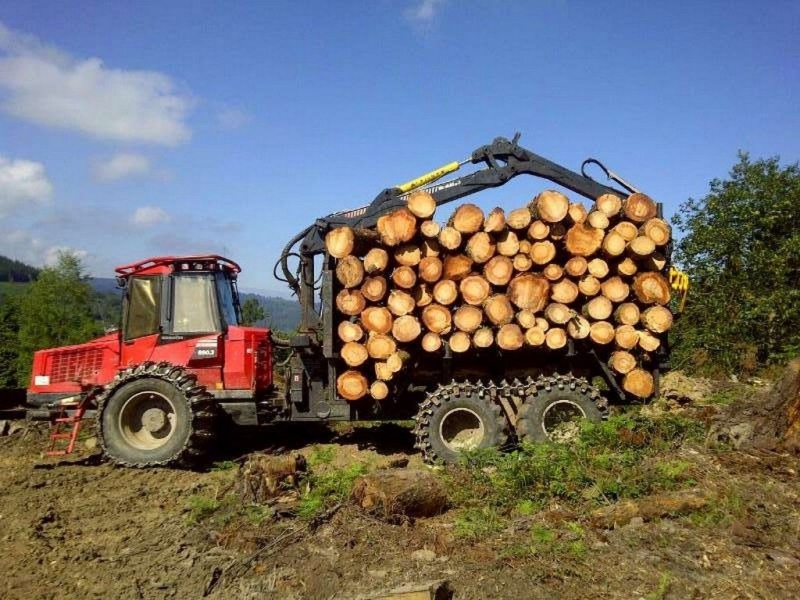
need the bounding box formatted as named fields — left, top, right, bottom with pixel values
left=0, top=1, right=797, bottom=295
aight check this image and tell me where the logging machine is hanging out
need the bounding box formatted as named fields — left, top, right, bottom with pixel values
left=20, top=133, right=688, bottom=467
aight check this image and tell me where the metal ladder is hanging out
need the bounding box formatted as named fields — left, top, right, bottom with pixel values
left=46, top=398, right=90, bottom=456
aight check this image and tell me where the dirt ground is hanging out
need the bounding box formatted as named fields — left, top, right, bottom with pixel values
left=1, top=401, right=799, bottom=600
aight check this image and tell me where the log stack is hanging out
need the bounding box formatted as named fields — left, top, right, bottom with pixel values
left=327, top=189, right=672, bottom=402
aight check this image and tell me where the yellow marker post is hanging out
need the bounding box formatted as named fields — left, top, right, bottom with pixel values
left=669, top=266, right=690, bottom=312
left=396, top=160, right=463, bottom=194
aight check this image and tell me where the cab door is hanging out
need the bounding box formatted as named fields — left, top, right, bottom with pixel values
left=119, top=275, right=163, bottom=366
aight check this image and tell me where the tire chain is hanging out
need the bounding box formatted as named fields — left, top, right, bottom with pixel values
left=95, top=361, right=219, bottom=468
left=413, top=374, right=608, bottom=464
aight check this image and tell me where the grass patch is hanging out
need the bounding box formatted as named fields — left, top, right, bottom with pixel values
left=186, top=494, right=222, bottom=523
left=211, top=460, right=237, bottom=472
left=296, top=462, right=369, bottom=521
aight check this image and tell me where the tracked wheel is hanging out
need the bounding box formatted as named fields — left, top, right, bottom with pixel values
left=414, top=380, right=508, bottom=464
left=96, top=362, right=217, bottom=468
left=516, top=374, right=607, bottom=443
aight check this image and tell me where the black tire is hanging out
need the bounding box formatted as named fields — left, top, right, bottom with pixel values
left=96, top=362, right=217, bottom=468
left=414, top=381, right=508, bottom=464
left=516, top=375, right=607, bottom=443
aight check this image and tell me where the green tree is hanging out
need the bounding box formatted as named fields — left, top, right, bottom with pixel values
left=671, top=153, right=800, bottom=375
left=16, top=252, right=103, bottom=383
left=241, top=296, right=267, bottom=326
left=0, top=294, right=21, bottom=387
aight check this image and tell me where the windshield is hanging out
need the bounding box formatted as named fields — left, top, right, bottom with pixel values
left=172, top=274, right=220, bottom=333
left=216, top=271, right=240, bottom=326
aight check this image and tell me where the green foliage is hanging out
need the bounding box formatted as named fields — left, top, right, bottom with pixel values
left=296, top=462, right=368, bottom=521
left=453, top=506, right=505, bottom=541
left=240, top=296, right=267, bottom=326
left=645, top=572, right=672, bottom=600
left=0, top=255, right=39, bottom=282
left=186, top=494, right=222, bottom=523
left=0, top=294, right=21, bottom=386
left=15, top=252, right=104, bottom=383
left=671, top=153, right=800, bottom=374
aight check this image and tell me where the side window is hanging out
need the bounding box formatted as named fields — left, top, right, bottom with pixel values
left=172, top=275, right=220, bottom=333
left=124, top=277, right=161, bottom=340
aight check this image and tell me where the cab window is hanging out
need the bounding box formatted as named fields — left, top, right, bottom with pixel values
left=172, top=274, right=221, bottom=334
left=124, top=276, right=161, bottom=340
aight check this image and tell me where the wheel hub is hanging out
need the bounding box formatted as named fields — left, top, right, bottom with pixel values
left=141, top=407, right=168, bottom=433
left=118, top=390, right=177, bottom=451
left=542, top=400, right=586, bottom=442
left=439, top=408, right=485, bottom=452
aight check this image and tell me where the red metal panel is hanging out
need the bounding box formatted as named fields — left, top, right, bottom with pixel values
left=29, top=333, right=120, bottom=394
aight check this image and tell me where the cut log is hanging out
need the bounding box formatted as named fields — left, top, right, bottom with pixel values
left=484, top=207, right=507, bottom=233
left=496, top=230, right=520, bottom=257
left=644, top=253, right=667, bottom=272
left=638, top=330, right=661, bottom=352
left=465, top=231, right=496, bottom=264
left=370, top=380, right=389, bottom=401
left=617, top=257, right=638, bottom=277
left=545, top=302, right=573, bottom=325
left=361, top=276, right=388, bottom=303
left=512, top=253, right=533, bottom=272
left=524, top=326, right=546, bottom=347
left=420, top=220, right=441, bottom=238
left=420, top=238, right=441, bottom=258
left=640, top=305, right=674, bottom=334
left=361, top=307, right=394, bottom=335
left=589, top=320, right=615, bottom=345
left=633, top=272, right=671, bottom=305
left=527, top=220, right=550, bottom=240
left=374, top=361, right=394, bottom=382
left=533, top=190, right=570, bottom=223
left=453, top=305, right=484, bottom=333
left=614, top=324, right=640, bottom=350
left=545, top=327, right=567, bottom=349
left=609, top=350, right=636, bottom=374
left=363, top=247, right=389, bottom=274
left=391, top=265, right=417, bottom=289
left=601, top=230, right=627, bottom=257
left=567, top=314, right=591, bottom=340
left=460, top=275, right=491, bottom=306
left=587, top=258, right=610, bottom=279
left=596, top=193, right=622, bottom=218
left=613, top=221, right=639, bottom=242
left=484, top=294, right=515, bottom=326
left=530, top=240, right=557, bottom=265
left=352, top=469, right=447, bottom=520
left=449, top=331, right=472, bottom=353
left=413, top=284, right=433, bottom=307
left=387, top=290, right=416, bottom=317
left=418, top=256, right=444, bottom=283
left=432, top=279, right=458, bottom=305
left=336, top=289, right=366, bottom=316
left=518, top=239, right=532, bottom=254
left=583, top=295, right=613, bottom=321
left=497, top=323, right=524, bottom=350
left=641, top=218, right=671, bottom=246
left=508, top=273, right=550, bottom=311
left=551, top=278, right=579, bottom=304
left=601, top=276, right=630, bottom=303
left=421, top=332, right=442, bottom=352
left=543, top=263, right=564, bottom=282
left=377, top=208, right=417, bottom=246
left=392, top=315, right=422, bottom=343
left=438, top=226, right=462, bottom=251
left=565, top=223, right=604, bottom=257
left=473, top=327, right=494, bottom=348
left=535, top=317, right=550, bottom=332
left=614, top=302, right=641, bottom=326
left=628, top=236, right=656, bottom=259
left=341, top=341, right=369, bottom=367
left=623, top=193, right=658, bottom=223
left=337, top=370, right=369, bottom=401
left=337, top=320, right=364, bottom=343
left=568, top=202, right=589, bottom=225
left=587, top=210, right=610, bottom=230
left=507, top=207, right=532, bottom=230
left=421, top=304, right=452, bottom=334
left=366, top=333, right=397, bottom=360
left=394, top=243, right=422, bottom=267
left=335, top=255, right=365, bottom=289
left=450, top=203, right=484, bottom=234
left=565, top=256, right=588, bottom=278
left=406, top=190, right=436, bottom=219
left=578, top=275, right=601, bottom=297
left=326, top=227, right=355, bottom=259
left=441, top=254, right=473, bottom=281
left=484, top=255, right=514, bottom=286
left=623, top=368, right=655, bottom=398
left=516, top=309, right=537, bottom=329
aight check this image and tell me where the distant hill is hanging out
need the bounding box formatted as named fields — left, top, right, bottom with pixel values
left=0, top=256, right=39, bottom=283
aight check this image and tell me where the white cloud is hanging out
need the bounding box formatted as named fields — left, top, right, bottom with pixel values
left=93, top=152, right=152, bottom=182
left=217, top=107, right=252, bottom=130
left=0, top=155, right=53, bottom=216
left=405, top=0, right=447, bottom=29
left=130, top=206, right=171, bottom=228
left=0, top=22, right=193, bottom=145
left=0, top=229, right=87, bottom=268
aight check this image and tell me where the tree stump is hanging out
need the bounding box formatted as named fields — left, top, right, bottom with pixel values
left=236, top=454, right=307, bottom=504
left=352, top=469, right=448, bottom=521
